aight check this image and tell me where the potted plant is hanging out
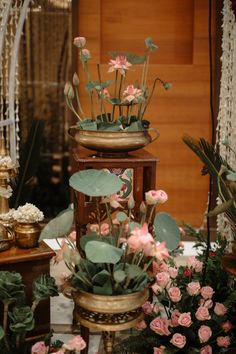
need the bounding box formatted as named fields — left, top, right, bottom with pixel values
left=39, top=169, right=181, bottom=352
left=12, top=203, right=44, bottom=248
left=65, top=36, right=171, bottom=155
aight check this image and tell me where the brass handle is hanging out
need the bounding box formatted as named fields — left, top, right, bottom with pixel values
left=68, top=125, right=78, bottom=138
left=148, top=127, right=160, bottom=143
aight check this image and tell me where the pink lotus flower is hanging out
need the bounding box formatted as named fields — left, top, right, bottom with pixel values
left=108, top=55, right=132, bottom=76
left=31, top=341, right=48, bottom=354
left=150, top=317, right=171, bottom=336
left=152, top=241, right=169, bottom=261
left=80, top=48, right=91, bottom=60
left=170, top=333, right=186, bottom=349
left=122, top=84, right=143, bottom=103
left=145, top=190, right=168, bottom=205
left=100, top=223, right=110, bottom=236
left=105, top=193, right=123, bottom=209
left=128, top=223, right=154, bottom=255
left=198, top=325, right=212, bottom=343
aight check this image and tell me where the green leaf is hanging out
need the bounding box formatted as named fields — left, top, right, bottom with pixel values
left=69, top=169, right=123, bottom=197
left=92, top=270, right=111, bottom=285
left=93, top=279, right=113, bottom=295
left=80, top=233, right=111, bottom=251
left=39, top=206, right=74, bottom=240
left=227, top=172, right=236, bottom=181
left=145, top=37, right=158, bottom=52
left=32, top=274, right=59, bottom=300
left=78, top=119, right=98, bottom=131
left=113, top=270, right=126, bottom=283
left=153, top=212, right=180, bottom=250
left=85, top=241, right=123, bottom=263
left=110, top=98, right=122, bottom=105
left=116, top=211, right=127, bottom=222
left=126, top=264, right=143, bottom=279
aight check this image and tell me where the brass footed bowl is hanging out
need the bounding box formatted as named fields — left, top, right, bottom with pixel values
left=14, top=222, right=41, bottom=249
left=68, top=126, right=160, bottom=155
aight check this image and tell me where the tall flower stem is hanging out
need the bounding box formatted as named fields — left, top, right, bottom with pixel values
left=148, top=204, right=156, bottom=225
left=118, top=74, right=123, bottom=116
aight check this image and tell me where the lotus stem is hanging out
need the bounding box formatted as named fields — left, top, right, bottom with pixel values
left=66, top=96, right=82, bottom=121
left=114, top=70, right=118, bottom=98
left=74, top=86, right=84, bottom=117
left=140, top=77, right=163, bottom=119
left=31, top=299, right=40, bottom=313
left=105, top=202, right=113, bottom=234
left=118, top=74, right=123, bottom=116
left=148, top=204, right=156, bottom=225
left=96, top=198, right=101, bottom=236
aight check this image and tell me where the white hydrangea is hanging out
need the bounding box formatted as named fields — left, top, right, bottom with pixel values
left=0, top=185, right=13, bottom=199
left=0, top=155, right=14, bottom=169
left=13, top=203, right=44, bottom=223
left=0, top=209, right=15, bottom=221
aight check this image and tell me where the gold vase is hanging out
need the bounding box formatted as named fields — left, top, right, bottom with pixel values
left=68, top=126, right=160, bottom=156
left=14, top=222, right=41, bottom=249
left=72, top=288, right=149, bottom=354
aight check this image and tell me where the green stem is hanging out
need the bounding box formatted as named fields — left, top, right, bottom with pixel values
left=105, top=202, right=113, bottom=234
left=96, top=198, right=101, bottom=236
left=148, top=204, right=156, bottom=225
left=75, top=86, right=84, bottom=117
left=31, top=299, right=40, bottom=313
left=114, top=70, right=118, bottom=98
left=118, top=74, right=123, bottom=116
left=141, top=77, right=164, bottom=119
left=66, top=96, right=82, bottom=121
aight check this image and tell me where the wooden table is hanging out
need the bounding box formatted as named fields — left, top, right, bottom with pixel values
left=0, top=241, right=55, bottom=338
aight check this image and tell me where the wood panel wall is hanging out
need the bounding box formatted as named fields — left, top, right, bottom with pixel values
left=74, top=0, right=214, bottom=226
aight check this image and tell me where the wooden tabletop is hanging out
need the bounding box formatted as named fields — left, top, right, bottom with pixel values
left=0, top=241, right=55, bottom=264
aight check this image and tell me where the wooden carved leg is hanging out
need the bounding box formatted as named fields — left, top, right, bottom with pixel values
left=102, top=331, right=115, bottom=354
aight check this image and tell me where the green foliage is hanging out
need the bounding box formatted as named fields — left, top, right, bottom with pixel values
left=0, top=271, right=25, bottom=305
left=154, top=212, right=180, bottom=250
left=33, top=274, right=59, bottom=300
left=85, top=241, right=123, bottom=264
left=69, top=169, right=123, bottom=197
left=9, top=306, right=34, bottom=334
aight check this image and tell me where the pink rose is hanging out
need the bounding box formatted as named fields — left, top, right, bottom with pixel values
left=135, top=320, right=147, bottom=330
left=150, top=317, right=171, bottom=336
left=153, top=261, right=169, bottom=274
left=170, top=333, right=186, bottom=349
left=187, top=281, right=201, bottom=296
left=221, top=320, right=233, bottom=333
left=186, top=256, right=203, bottom=272
left=195, top=307, right=211, bottom=321
left=200, top=345, right=212, bottom=354
left=198, top=325, right=212, bottom=343
left=214, top=302, right=227, bottom=316
left=168, top=287, right=182, bottom=302
left=145, top=190, right=168, bottom=205
left=178, top=312, right=192, bottom=327
left=216, top=336, right=231, bottom=348
left=199, top=299, right=213, bottom=309
left=200, top=286, right=214, bottom=299
left=63, top=335, right=86, bottom=351
left=156, top=272, right=170, bottom=288
left=142, top=301, right=153, bottom=315
left=168, top=267, right=178, bottom=279
left=171, top=309, right=181, bottom=327
left=73, top=36, right=86, bottom=48
left=31, top=341, right=48, bottom=354
left=153, top=346, right=166, bottom=354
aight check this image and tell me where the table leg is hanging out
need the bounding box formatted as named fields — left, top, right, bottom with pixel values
left=80, top=325, right=89, bottom=354
left=102, top=331, right=115, bottom=354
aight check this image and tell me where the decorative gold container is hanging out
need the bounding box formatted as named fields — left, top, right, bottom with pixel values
left=72, top=288, right=149, bottom=353
left=68, top=127, right=159, bottom=156
left=0, top=224, right=14, bottom=251
left=14, top=222, right=41, bottom=249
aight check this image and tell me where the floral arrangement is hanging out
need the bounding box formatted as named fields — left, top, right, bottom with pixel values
left=12, top=203, right=44, bottom=223
left=0, top=271, right=59, bottom=354
left=113, top=228, right=236, bottom=353
left=40, top=169, right=181, bottom=295
left=31, top=335, right=86, bottom=354
left=64, top=36, right=171, bottom=132
left=0, top=155, right=15, bottom=169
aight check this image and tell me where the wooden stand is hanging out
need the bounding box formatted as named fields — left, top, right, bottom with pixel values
left=0, top=241, right=55, bottom=339
left=71, top=148, right=158, bottom=353
left=72, top=148, right=158, bottom=244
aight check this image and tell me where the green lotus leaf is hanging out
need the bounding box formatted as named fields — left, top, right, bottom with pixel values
left=39, top=206, right=74, bottom=240
left=93, top=279, right=113, bottom=295
left=69, top=169, right=123, bottom=197
left=80, top=233, right=111, bottom=251
left=126, top=264, right=143, bottom=279
left=92, top=270, right=111, bottom=286
left=85, top=241, right=123, bottom=264
left=116, top=212, right=127, bottom=223
left=113, top=270, right=126, bottom=283
left=153, top=211, right=180, bottom=251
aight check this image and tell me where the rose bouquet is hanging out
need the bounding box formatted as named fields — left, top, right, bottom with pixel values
left=64, top=36, right=171, bottom=132
left=40, top=168, right=181, bottom=296
left=31, top=335, right=86, bottom=354
left=113, top=228, right=236, bottom=353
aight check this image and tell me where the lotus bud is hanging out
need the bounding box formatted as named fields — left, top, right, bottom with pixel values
left=73, top=73, right=79, bottom=86
left=64, top=82, right=71, bottom=96
left=80, top=48, right=91, bottom=61
left=139, top=201, right=147, bottom=215
left=128, top=195, right=135, bottom=210
left=67, top=84, right=75, bottom=100
left=73, top=36, right=86, bottom=48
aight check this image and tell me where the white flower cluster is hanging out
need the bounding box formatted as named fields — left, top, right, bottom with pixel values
left=13, top=203, right=44, bottom=223
left=0, top=155, right=14, bottom=169
left=0, top=209, right=15, bottom=221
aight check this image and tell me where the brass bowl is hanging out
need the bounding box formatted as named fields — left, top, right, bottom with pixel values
left=14, top=222, right=41, bottom=249
left=72, top=288, right=149, bottom=314
left=68, top=126, right=159, bottom=155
